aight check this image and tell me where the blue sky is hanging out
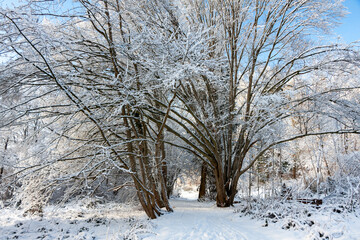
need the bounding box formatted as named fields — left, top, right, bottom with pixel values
left=335, top=0, right=360, bottom=43
left=1, top=0, right=360, bottom=43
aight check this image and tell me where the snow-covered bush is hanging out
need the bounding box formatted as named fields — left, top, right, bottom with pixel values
left=337, top=151, right=360, bottom=177
left=117, top=218, right=154, bottom=240
left=237, top=195, right=359, bottom=240
left=318, top=152, right=360, bottom=210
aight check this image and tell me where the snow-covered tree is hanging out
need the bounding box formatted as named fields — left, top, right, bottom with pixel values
left=159, top=0, right=360, bottom=206
left=0, top=0, right=359, bottom=216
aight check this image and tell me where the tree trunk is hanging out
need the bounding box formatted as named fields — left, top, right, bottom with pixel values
left=134, top=184, right=158, bottom=219
left=213, top=165, right=229, bottom=207
left=124, top=107, right=166, bottom=219
left=0, top=166, right=3, bottom=182
left=198, top=162, right=207, bottom=200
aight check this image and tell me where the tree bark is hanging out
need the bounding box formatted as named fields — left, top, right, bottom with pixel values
left=198, top=162, right=207, bottom=200
left=213, top=164, right=229, bottom=207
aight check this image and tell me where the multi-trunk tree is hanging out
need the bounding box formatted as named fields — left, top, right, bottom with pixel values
left=0, top=0, right=359, bottom=217
left=158, top=0, right=360, bottom=206
left=0, top=0, right=182, bottom=218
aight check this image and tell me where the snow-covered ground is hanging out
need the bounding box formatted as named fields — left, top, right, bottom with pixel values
left=0, top=199, right=151, bottom=240
left=144, top=199, right=305, bottom=240
left=1, top=197, right=360, bottom=240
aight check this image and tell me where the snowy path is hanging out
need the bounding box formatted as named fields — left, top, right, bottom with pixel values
left=144, top=199, right=305, bottom=240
